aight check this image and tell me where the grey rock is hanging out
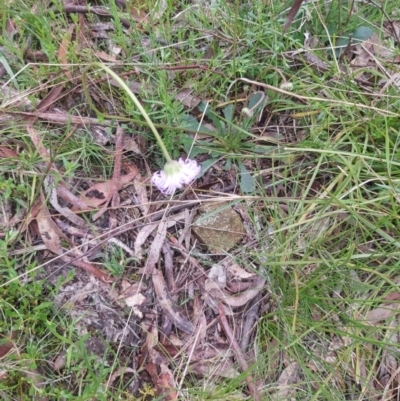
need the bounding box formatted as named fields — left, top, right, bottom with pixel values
left=192, top=203, right=245, bottom=252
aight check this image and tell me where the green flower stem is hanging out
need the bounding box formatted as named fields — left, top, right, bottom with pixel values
left=82, top=62, right=172, bottom=163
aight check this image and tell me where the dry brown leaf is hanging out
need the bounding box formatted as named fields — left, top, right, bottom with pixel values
left=74, top=142, right=139, bottom=221
left=78, top=180, right=120, bottom=210
left=115, top=79, right=203, bottom=109
left=189, top=360, right=240, bottom=379
left=133, top=174, right=149, bottom=215
left=36, top=194, right=112, bottom=282
left=5, top=18, right=17, bottom=37
left=384, top=20, right=400, bottom=43
left=45, top=176, right=88, bottom=229
left=130, top=7, right=149, bottom=23
left=134, top=221, right=160, bottom=258
left=124, top=80, right=155, bottom=96
left=145, top=318, right=160, bottom=351
left=17, top=198, right=41, bottom=236
left=175, top=89, right=202, bottom=109
left=125, top=293, right=146, bottom=308
left=108, top=367, right=137, bottom=385
left=134, top=212, right=186, bottom=258
left=365, top=33, right=398, bottom=60
left=57, top=182, right=92, bottom=211
left=58, top=25, right=74, bottom=80
left=391, top=21, right=400, bottom=41
left=88, top=126, right=112, bottom=146
left=63, top=4, right=131, bottom=28
left=0, top=146, right=18, bottom=158
left=53, top=351, right=67, bottom=371
left=0, top=331, right=16, bottom=358
left=226, top=261, right=256, bottom=279
left=1, top=85, right=33, bottom=109
left=158, top=362, right=178, bottom=401
left=272, top=361, right=299, bottom=401
left=363, top=304, right=400, bottom=324
left=383, top=292, right=400, bottom=301
left=166, top=335, right=183, bottom=348
left=193, top=295, right=207, bottom=344
left=145, top=347, right=162, bottom=395
left=144, top=220, right=167, bottom=274
left=76, top=14, right=90, bottom=50
left=190, top=344, right=234, bottom=362
left=352, top=33, right=400, bottom=66
left=125, top=293, right=146, bottom=317
left=202, top=291, right=234, bottom=316
left=37, top=199, right=71, bottom=254
left=122, top=134, right=142, bottom=154
left=25, top=126, right=91, bottom=227
left=383, top=321, right=398, bottom=372
left=152, top=269, right=195, bottom=334
left=118, top=280, right=147, bottom=299
left=95, top=50, right=118, bottom=62
left=206, top=275, right=265, bottom=308
left=26, top=126, right=87, bottom=230
left=36, top=85, right=64, bottom=112
left=26, top=125, right=51, bottom=161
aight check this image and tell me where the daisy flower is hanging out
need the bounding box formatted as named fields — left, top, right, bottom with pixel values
left=152, top=158, right=201, bottom=195
left=82, top=64, right=201, bottom=197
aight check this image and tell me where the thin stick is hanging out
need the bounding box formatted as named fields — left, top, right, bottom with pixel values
left=218, top=303, right=260, bottom=401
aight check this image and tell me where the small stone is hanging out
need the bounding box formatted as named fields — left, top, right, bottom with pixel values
left=192, top=203, right=246, bottom=252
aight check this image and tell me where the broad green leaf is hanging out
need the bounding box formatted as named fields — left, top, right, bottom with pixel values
left=353, top=26, right=373, bottom=41
left=181, top=114, right=214, bottom=135
left=201, top=158, right=216, bottom=175
left=180, top=134, right=209, bottom=157
left=197, top=101, right=208, bottom=113
left=248, top=92, right=264, bottom=109
left=197, top=102, right=224, bottom=131
left=237, top=160, right=255, bottom=193
left=224, top=158, right=232, bottom=171
left=223, top=103, right=234, bottom=122
left=335, top=26, right=373, bottom=57
left=207, top=110, right=224, bottom=133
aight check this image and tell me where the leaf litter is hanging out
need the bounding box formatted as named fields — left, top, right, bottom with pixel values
left=1, top=1, right=400, bottom=400
left=2, top=90, right=271, bottom=398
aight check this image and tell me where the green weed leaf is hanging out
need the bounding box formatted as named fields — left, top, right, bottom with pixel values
left=201, top=158, right=216, bottom=174
left=223, top=103, right=234, bottom=122
left=336, top=26, right=373, bottom=57
left=352, top=26, right=373, bottom=41
left=237, top=159, right=255, bottom=193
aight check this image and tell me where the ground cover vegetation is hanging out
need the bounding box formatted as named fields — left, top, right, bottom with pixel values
left=1, top=0, right=400, bottom=399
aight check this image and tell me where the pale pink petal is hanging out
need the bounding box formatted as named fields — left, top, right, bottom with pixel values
left=151, top=158, right=201, bottom=195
